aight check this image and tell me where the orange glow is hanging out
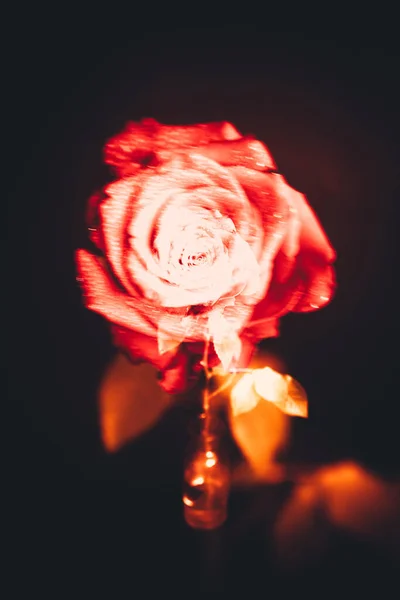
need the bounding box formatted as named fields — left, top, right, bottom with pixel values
left=99, top=354, right=172, bottom=452
left=316, top=462, right=400, bottom=538
left=253, top=366, right=288, bottom=404
left=230, top=365, right=308, bottom=420
left=183, top=449, right=230, bottom=529
left=274, top=462, right=400, bottom=568
left=229, top=391, right=289, bottom=482
left=247, top=349, right=286, bottom=374
left=228, top=352, right=309, bottom=484
left=282, top=375, right=308, bottom=418
left=182, top=496, right=194, bottom=507
left=230, top=372, right=260, bottom=416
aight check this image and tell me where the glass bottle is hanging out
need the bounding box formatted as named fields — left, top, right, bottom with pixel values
left=183, top=413, right=231, bottom=530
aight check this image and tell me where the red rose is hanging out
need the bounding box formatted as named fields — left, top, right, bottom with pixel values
left=76, top=119, right=335, bottom=393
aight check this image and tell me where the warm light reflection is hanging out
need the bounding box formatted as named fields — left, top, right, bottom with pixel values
left=315, top=462, right=400, bottom=538
left=192, top=476, right=205, bottom=486
left=253, top=366, right=287, bottom=404
left=205, top=456, right=217, bottom=468
left=230, top=372, right=260, bottom=416
left=274, top=461, right=400, bottom=569
left=229, top=392, right=289, bottom=481
left=183, top=445, right=230, bottom=529
left=230, top=364, right=308, bottom=421
left=247, top=349, right=287, bottom=375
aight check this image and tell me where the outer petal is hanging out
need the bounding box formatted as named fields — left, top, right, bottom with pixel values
left=194, top=137, right=277, bottom=171
left=287, top=187, right=336, bottom=312
left=243, top=315, right=281, bottom=341
left=76, top=249, right=157, bottom=337
left=245, top=272, right=304, bottom=336
left=112, top=325, right=180, bottom=370
left=104, top=119, right=242, bottom=177
left=268, top=190, right=301, bottom=285
left=229, top=167, right=290, bottom=300
left=78, top=117, right=337, bottom=391
left=86, top=191, right=105, bottom=250
left=288, top=187, right=335, bottom=264
left=153, top=120, right=242, bottom=144
left=245, top=182, right=336, bottom=329
left=99, top=177, right=140, bottom=297
left=293, top=263, right=336, bottom=312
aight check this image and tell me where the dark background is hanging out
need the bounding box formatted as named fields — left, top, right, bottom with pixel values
left=12, top=26, right=400, bottom=596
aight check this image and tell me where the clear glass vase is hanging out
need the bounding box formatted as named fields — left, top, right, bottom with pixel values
left=183, top=412, right=231, bottom=530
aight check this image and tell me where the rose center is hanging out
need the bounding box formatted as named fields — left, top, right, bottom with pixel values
left=185, top=252, right=208, bottom=266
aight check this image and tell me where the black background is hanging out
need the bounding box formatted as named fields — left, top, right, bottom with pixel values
left=12, top=25, right=400, bottom=596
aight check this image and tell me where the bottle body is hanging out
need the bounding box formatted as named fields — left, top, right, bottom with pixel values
left=183, top=414, right=230, bottom=529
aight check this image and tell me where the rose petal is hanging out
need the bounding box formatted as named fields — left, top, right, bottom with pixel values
left=105, top=120, right=242, bottom=176
left=154, top=198, right=235, bottom=291
left=153, top=120, right=242, bottom=146
left=99, top=177, right=140, bottom=297
left=186, top=154, right=252, bottom=214
left=112, top=326, right=200, bottom=394
left=195, top=137, right=277, bottom=172
left=213, top=329, right=242, bottom=372
left=243, top=316, right=281, bottom=341
left=79, top=118, right=336, bottom=394
left=76, top=249, right=156, bottom=337
left=127, top=160, right=218, bottom=289
left=231, top=173, right=336, bottom=325
left=271, top=198, right=301, bottom=285
left=230, top=167, right=290, bottom=296
left=288, top=187, right=336, bottom=264
left=245, top=271, right=304, bottom=333
left=159, top=358, right=192, bottom=394
left=112, top=325, right=177, bottom=369
left=228, top=234, right=261, bottom=299
left=293, top=263, right=336, bottom=312
left=284, top=186, right=336, bottom=312
left=127, top=155, right=255, bottom=307
left=86, top=191, right=105, bottom=250
left=157, top=313, right=190, bottom=355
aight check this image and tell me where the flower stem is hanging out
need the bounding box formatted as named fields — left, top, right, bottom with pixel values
left=212, top=367, right=254, bottom=376
left=200, top=335, right=212, bottom=441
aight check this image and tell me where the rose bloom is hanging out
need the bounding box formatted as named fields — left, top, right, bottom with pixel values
left=76, top=119, right=335, bottom=393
